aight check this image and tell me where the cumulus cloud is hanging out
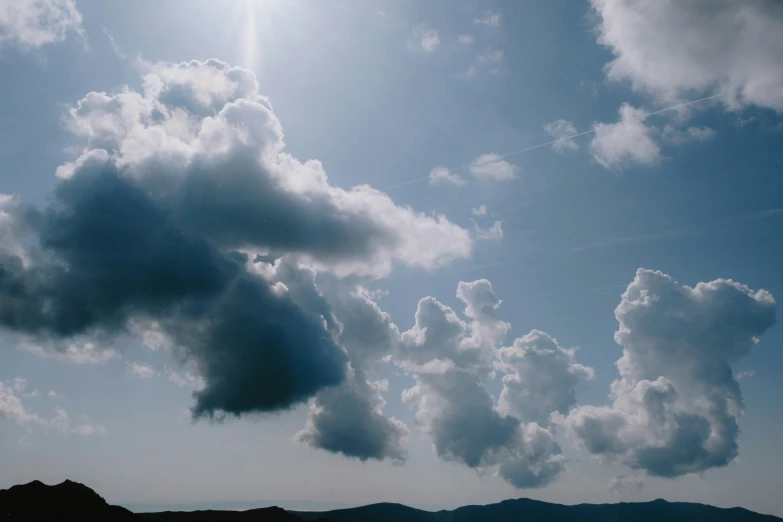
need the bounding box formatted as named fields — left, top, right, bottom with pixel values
left=1, top=378, right=103, bottom=435
left=411, top=24, right=439, bottom=52
left=556, top=269, right=776, bottom=478
left=0, top=0, right=84, bottom=49
left=296, top=286, right=407, bottom=462
left=458, top=35, right=474, bottom=45
left=397, top=280, right=592, bottom=488
left=590, top=104, right=661, bottom=170
left=0, top=59, right=471, bottom=421
left=543, top=119, right=580, bottom=153
left=48, top=390, right=64, bottom=400
left=296, top=365, right=409, bottom=463
left=469, top=154, right=517, bottom=181
left=127, top=362, right=156, bottom=379
left=429, top=166, right=465, bottom=187
left=590, top=0, right=783, bottom=111
left=497, top=330, right=594, bottom=426
left=734, top=369, right=754, bottom=380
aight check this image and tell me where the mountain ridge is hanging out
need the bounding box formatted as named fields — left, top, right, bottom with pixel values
left=1, top=479, right=779, bottom=521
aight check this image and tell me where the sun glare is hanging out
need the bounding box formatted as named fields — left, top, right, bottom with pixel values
left=230, top=0, right=304, bottom=74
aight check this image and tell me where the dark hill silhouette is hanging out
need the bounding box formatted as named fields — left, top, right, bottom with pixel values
left=141, top=506, right=309, bottom=522
left=0, top=479, right=138, bottom=521
left=2, top=480, right=780, bottom=522
left=293, top=497, right=782, bottom=522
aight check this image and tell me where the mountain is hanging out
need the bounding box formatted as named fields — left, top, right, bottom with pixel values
left=0, top=479, right=138, bottom=521
left=294, top=497, right=782, bottom=522
left=2, top=480, right=780, bottom=522
left=0, top=481, right=308, bottom=522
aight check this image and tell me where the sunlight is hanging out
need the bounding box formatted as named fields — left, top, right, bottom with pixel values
left=231, top=0, right=305, bottom=74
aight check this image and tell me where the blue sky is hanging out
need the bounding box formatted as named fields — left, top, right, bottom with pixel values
left=1, top=0, right=782, bottom=516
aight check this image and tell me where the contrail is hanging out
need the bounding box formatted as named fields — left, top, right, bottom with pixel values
left=384, top=92, right=724, bottom=191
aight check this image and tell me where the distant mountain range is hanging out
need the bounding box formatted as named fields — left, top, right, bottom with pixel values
left=1, top=479, right=779, bottom=522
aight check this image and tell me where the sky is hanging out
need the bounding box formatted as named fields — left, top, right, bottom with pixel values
left=1, top=0, right=783, bottom=516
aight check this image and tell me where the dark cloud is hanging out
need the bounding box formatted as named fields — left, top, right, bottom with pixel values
left=295, top=286, right=407, bottom=462
left=1, top=58, right=472, bottom=420
left=0, top=160, right=347, bottom=417
left=296, top=367, right=408, bottom=463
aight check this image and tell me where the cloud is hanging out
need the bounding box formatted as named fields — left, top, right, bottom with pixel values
left=296, top=286, right=407, bottom=462
left=20, top=340, right=120, bottom=364
left=296, top=366, right=409, bottom=463
left=1, top=379, right=103, bottom=435
left=476, top=49, right=504, bottom=64
left=543, top=120, right=580, bottom=153
left=556, top=269, right=776, bottom=478
left=474, top=12, right=500, bottom=26
left=0, top=59, right=472, bottom=420
left=167, top=370, right=204, bottom=390
left=660, top=125, right=716, bottom=146
left=396, top=280, right=591, bottom=488
left=48, top=390, right=64, bottom=400
left=127, top=362, right=156, bottom=379
left=472, top=220, right=503, bottom=241
left=458, top=35, right=474, bottom=44
left=429, top=166, right=465, bottom=187
left=411, top=24, right=439, bottom=52
left=590, top=104, right=661, bottom=170
left=734, top=369, right=754, bottom=380
left=469, top=154, right=517, bottom=181
left=608, top=475, right=644, bottom=493
left=0, top=0, right=84, bottom=49
left=589, top=0, right=783, bottom=112
left=472, top=205, right=488, bottom=217
left=497, top=330, right=594, bottom=426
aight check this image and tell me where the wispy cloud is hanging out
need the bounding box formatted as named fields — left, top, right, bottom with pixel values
left=474, top=11, right=500, bottom=26
left=411, top=24, right=439, bottom=52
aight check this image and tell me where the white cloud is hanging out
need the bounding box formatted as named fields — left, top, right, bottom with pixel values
left=1, top=379, right=103, bottom=436
left=458, top=35, right=474, bottom=44
left=477, top=49, right=504, bottom=64
left=590, top=0, right=783, bottom=112
left=429, top=166, right=465, bottom=187
left=474, top=12, right=500, bottom=26
left=497, top=330, right=594, bottom=426
left=543, top=119, right=580, bottom=153
left=167, top=370, right=204, bottom=390
left=472, top=220, right=503, bottom=241
left=556, top=269, right=776, bottom=478
left=395, top=279, right=592, bottom=489
left=469, top=153, right=517, bottom=181
left=0, top=0, right=84, bottom=49
left=472, top=205, right=488, bottom=217
left=608, top=475, right=644, bottom=493
left=127, top=362, right=156, bottom=379
left=55, top=59, right=472, bottom=279
left=411, top=24, right=439, bottom=52
left=20, top=339, right=120, bottom=364
left=734, top=369, right=754, bottom=380
left=590, top=104, right=661, bottom=170
left=48, top=390, right=64, bottom=400
left=660, top=124, right=716, bottom=146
